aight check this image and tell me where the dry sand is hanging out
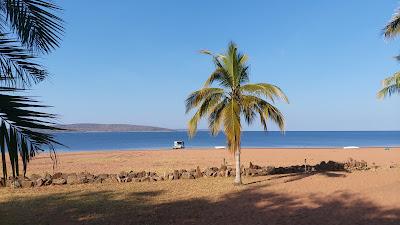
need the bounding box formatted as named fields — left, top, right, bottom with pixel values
left=26, top=147, right=400, bottom=174
left=0, top=147, right=399, bottom=225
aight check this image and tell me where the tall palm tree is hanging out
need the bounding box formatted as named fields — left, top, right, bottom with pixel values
left=0, top=0, right=64, bottom=182
left=378, top=8, right=400, bottom=98
left=185, top=42, right=288, bottom=185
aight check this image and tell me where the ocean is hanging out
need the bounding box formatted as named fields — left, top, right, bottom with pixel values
left=53, top=131, right=400, bottom=151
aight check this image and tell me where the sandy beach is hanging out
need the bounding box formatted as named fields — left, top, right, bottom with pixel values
left=26, top=147, right=400, bottom=174
left=1, top=147, right=399, bottom=225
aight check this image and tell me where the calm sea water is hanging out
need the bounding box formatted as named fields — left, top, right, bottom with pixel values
left=53, top=131, right=400, bottom=151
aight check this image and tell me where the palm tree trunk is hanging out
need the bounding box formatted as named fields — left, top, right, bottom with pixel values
left=234, top=146, right=242, bottom=185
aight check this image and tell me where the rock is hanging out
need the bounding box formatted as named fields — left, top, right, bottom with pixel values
left=173, top=170, right=180, bottom=180
left=44, top=173, right=52, bottom=181
left=20, top=179, right=34, bottom=188
left=140, top=177, right=150, bottom=182
left=97, top=174, right=109, bottom=180
left=132, top=178, right=141, bottom=182
left=220, top=165, right=227, bottom=171
left=225, top=170, right=231, bottom=177
left=344, top=158, right=368, bottom=171
left=136, top=171, right=146, bottom=178
left=204, top=167, right=218, bottom=177
left=67, top=174, right=78, bottom=185
left=122, top=177, right=132, bottom=182
left=52, top=178, right=67, bottom=185
left=194, top=166, right=203, bottom=178
left=29, top=174, right=42, bottom=181
left=249, top=162, right=261, bottom=169
left=168, top=173, right=174, bottom=181
left=35, top=178, right=45, bottom=187
left=52, top=172, right=63, bottom=179
left=11, top=179, right=22, bottom=188
left=181, top=172, right=194, bottom=179
left=118, top=171, right=128, bottom=178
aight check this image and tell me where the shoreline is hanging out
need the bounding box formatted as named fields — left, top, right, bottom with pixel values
left=54, top=146, right=399, bottom=153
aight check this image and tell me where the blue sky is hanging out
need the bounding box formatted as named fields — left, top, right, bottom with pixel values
left=32, top=0, right=400, bottom=131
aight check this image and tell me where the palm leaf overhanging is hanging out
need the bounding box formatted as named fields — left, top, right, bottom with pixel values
left=0, top=0, right=64, bottom=182
left=186, top=42, right=288, bottom=185
left=378, top=8, right=400, bottom=99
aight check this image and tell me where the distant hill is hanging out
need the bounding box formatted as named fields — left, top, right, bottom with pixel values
left=55, top=123, right=174, bottom=132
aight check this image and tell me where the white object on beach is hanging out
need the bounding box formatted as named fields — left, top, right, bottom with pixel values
left=343, top=146, right=360, bottom=149
left=214, top=146, right=225, bottom=149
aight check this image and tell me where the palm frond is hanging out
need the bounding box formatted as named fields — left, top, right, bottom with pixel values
left=377, top=72, right=400, bottom=99
left=0, top=87, right=62, bottom=178
left=0, top=33, right=47, bottom=87
left=3, top=0, right=64, bottom=53
left=241, top=83, right=289, bottom=103
left=185, top=87, right=224, bottom=113
left=187, top=92, right=224, bottom=137
left=383, top=8, right=400, bottom=39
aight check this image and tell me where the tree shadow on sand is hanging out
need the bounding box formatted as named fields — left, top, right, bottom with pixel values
left=0, top=182, right=399, bottom=225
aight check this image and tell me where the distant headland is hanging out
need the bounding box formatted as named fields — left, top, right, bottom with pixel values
left=55, top=123, right=174, bottom=132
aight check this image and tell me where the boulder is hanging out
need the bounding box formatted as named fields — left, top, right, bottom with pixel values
left=181, top=172, right=194, bottom=179
left=67, top=174, right=78, bottom=185
left=52, top=178, right=67, bottom=185
left=35, top=178, right=46, bottom=187
left=173, top=170, right=180, bottom=180
left=10, top=178, right=22, bottom=188
left=29, top=174, right=42, bottom=181
left=52, top=172, right=63, bottom=179
left=20, top=179, right=34, bottom=188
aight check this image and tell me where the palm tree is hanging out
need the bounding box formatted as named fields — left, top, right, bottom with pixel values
left=378, top=8, right=400, bottom=98
left=185, top=42, right=288, bottom=185
left=0, top=0, right=64, bottom=182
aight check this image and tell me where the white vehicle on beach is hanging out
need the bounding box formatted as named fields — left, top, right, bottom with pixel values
left=173, top=141, right=185, bottom=149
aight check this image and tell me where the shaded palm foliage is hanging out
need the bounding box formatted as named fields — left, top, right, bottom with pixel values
left=379, top=7, right=400, bottom=98
left=186, top=42, right=288, bottom=185
left=0, top=0, right=63, bottom=181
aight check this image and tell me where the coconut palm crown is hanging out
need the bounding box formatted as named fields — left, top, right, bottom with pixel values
left=185, top=42, right=288, bottom=185
left=378, top=8, right=400, bottom=99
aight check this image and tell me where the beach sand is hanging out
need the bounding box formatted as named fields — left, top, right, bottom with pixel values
left=1, top=148, right=399, bottom=225
left=25, top=147, right=400, bottom=174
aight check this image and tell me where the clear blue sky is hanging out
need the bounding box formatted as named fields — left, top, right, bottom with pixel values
left=32, top=0, right=400, bottom=131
